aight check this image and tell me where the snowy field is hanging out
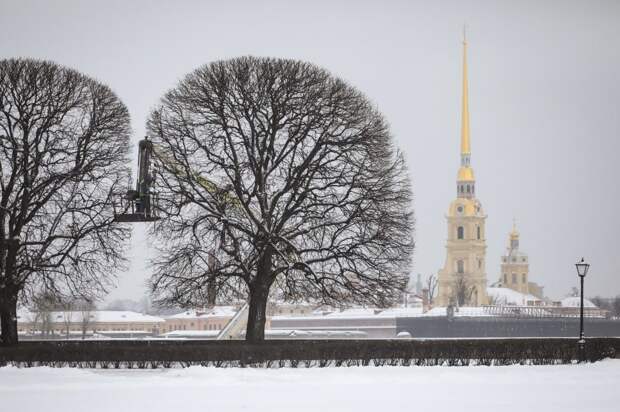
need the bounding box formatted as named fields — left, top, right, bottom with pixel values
left=1, top=361, right=619, bottom=411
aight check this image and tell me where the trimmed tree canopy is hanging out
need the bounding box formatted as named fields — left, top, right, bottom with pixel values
left=148, top=56, right=414, bottom=341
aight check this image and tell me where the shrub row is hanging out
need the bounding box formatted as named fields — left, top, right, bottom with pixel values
left=0, top=338, right=617, bottom=368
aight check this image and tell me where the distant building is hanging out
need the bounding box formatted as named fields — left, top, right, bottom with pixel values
left=162, top=306, right=238, bottom=333
left=497, top=222, right=544, bottom=299
left=17, top=310, right=164, bottom=338
left=437, top=36, right=488, bottom=306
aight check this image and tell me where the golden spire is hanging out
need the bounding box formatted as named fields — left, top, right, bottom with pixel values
left=510, top=218, right=520, bottom=240
left=461, top=25, right=471, bottom=158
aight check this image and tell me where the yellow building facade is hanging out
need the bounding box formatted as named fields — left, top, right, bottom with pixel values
left=437, top=35, right=488, bottom=307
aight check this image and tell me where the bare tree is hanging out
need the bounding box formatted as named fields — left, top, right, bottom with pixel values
left=453, top=274, right=475, bottom=307
left=0, top=58, right=131, bottom=346
left=61, top=300, right=74, bottom=339
left=147, top=57, right=414, bottom=342
left=30, top=290, right=57, bottom=338
left=76, top=299, right=95, bottom=339
left=425, top=274, right=438, bottom=305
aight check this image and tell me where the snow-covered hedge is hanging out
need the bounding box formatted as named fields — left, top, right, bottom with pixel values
left=0, top=338, right=617, bottom=368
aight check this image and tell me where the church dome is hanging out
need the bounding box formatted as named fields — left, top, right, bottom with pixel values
left=457, top=166, right=475, bottom=181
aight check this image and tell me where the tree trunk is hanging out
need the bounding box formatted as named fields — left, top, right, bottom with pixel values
left=0, top=292, right=18, bottom=346
left=0, top=239, right=20, bottom=347
left=246, top=284, right=269, bottom=342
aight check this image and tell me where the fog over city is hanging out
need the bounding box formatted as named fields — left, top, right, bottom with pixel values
left=1, top=0, right=618, bottom=301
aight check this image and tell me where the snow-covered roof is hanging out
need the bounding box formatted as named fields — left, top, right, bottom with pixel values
left=560, top=296, right=596, bottom=308
left=487, top=287, right=540, bottom=306
left=166, top=306, right=238, bottom=320
left=422, top=306, right=493, bottom=317
left=163, top=330, right=221, bottom=337
left=17, top=310, right=164, bottom=323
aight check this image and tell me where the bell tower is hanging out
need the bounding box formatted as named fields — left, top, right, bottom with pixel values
left=437, top=31, right=488, bottom=307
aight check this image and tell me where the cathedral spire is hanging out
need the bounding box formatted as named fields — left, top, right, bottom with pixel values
left=460, top=26, right=471, bottom=167
left=456, top=28, right=475, bottom=198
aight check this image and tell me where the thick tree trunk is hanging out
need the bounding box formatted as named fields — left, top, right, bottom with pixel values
left=245, top=284, right=269, bottom=343
left=0, top=292, right=18, bottom=346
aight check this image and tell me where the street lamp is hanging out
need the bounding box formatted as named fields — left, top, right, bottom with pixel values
left=575, top=257, right=590, bottom=362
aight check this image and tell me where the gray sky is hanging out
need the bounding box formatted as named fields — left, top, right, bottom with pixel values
left=1, top=0, right=619, bottom=301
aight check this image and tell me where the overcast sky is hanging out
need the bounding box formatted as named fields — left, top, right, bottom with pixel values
left=1, top=0, right=618, bottom=301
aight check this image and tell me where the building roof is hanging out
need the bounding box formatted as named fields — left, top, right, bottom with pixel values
left=560, top=296, right=596, bottom=308
left=17, top=310, right=164, bottom=323
left=487, top=287, right=540, bottom=306
left=166, top=306, right=238, bottom=320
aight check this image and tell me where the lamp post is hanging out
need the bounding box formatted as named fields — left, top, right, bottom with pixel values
left=575, top=258, right=590, bottom=362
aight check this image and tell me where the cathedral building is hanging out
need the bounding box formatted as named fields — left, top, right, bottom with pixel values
left=498, top=223, right=545, bottom=299
left=437, top=35, right=488, bottom=307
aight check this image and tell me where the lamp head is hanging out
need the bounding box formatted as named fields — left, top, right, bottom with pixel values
left=575, top=258, right=590, bottom=278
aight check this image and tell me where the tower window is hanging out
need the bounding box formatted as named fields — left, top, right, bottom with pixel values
left=457, top=260, right=464, bottom=274
left=457, top=226, right=464, bottom=240
left=466, top=185, right=471, bottom=193
left=477, top=226, right=481, bottom=240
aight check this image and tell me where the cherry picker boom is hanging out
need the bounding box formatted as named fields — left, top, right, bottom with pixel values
left=114, top=137, right=159, bottom=222
left=113, top=136, right=250, bottom=338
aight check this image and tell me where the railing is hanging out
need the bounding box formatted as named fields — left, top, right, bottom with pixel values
left=482, top=305, right=609, bottom=319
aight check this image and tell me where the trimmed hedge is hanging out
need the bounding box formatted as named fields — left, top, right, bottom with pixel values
left=0, top=338, right=618, bottom=368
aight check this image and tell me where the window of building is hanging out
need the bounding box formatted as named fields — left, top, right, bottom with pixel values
left=478, top=259, right=482, bottom=269
left=512, top=273, right=517, bottom=283
left=466, top=185, right=471, bottom=193
left=477, top=226, right=481, bottom=240
left=522, top=273, right=526, bottom=283
left=503, top=273, right=508, bottom=283
left=457, top=226, right=464, bottom=239
left=457, top=260, right=464, bottom=274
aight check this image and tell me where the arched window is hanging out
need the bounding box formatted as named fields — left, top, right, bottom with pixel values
left=457, top=260, right=464, bottom=274
left=457, top=226, right=464, bottom=239
left=477, top=226, right=481, bottom=239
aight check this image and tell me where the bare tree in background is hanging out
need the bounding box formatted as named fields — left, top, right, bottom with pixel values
left=425, top=274, right=438, bottom=305
left=61, top=300, right=74, bottom=339
left=148, top=57, right=414, bottom=342
left=76, top=299, right=95, bottom=339
left=453, top=274, right=476, bottom=306
left=0, top=59, right=131, bottom=346
left=30, top=290, right=57, bottom=338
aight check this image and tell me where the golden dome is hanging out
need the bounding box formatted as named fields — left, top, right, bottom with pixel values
left=457, top=166, right=475, bottom=181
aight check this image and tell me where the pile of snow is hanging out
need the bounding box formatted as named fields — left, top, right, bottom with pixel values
left=487, top=287, right=540, bottom=306
left=560, top=297, right=597, bottom=308
left=162, top=330, right=221, bottom=338
left=1, top=361, right=619, bottom=412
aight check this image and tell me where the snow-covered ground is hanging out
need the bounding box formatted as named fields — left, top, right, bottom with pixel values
left=1, top=361, right=619, bottom=411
